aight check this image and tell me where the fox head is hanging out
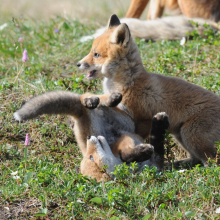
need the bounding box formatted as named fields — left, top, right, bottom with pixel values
left=80, top=136, right=112, bottom=182
left=77, top=14, right=143, bottom=81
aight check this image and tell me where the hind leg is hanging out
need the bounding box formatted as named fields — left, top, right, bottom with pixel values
left=111, top=134, right=154, bottom=163
left=111, top=112, right=169, bottom=163
left=125, top=0, right=149, bottom=18
left=150, top=112, right=169, bottom=156
left=175, top=116, right=217, bottom=167
left=147, top=0, right=165, bottom=20
left=149, top=112, right=170, bottom=169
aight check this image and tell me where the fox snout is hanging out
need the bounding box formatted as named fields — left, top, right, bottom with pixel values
left=76, top=61, right=90, bottom=70
left=87, top=136, right=99, bottom=144
left=76, top=56, right=102, bottom=80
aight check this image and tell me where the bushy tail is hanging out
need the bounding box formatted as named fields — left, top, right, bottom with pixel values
left=14, top=91, right=82, bottom=121
left=121, top=16, right=220, bottom=41
left=80, top=15, right=220, bottom=42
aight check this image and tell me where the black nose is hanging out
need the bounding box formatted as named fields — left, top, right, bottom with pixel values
left=77, top=62, right=81, bottom=67
left=87, top=136, right=91, bottom=140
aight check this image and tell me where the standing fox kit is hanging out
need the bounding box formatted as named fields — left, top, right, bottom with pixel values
left=14, top=91, right=169, bottom=181
left=77, top=14, right=220, bottom=166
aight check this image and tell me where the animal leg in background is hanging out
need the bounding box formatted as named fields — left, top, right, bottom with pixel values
left=125, top=0, right=149, bottom=18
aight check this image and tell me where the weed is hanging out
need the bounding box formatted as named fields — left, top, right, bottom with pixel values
left=0, top=16, right=220, bottom=219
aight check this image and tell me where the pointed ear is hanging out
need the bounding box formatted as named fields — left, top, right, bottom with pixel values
left=107, top=14, right=121, bottom=29
left=111, top=23, right=131, bottom=46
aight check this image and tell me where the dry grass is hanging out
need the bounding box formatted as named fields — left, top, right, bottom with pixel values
left=0, top=0, right=182, bottom=27
left=0, top=0, right=134, bottom=25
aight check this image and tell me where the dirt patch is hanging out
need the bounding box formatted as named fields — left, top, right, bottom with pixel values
left=0, top=198, right=59, bottom=219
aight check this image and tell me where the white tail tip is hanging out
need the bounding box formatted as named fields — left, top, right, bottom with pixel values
left=13, top=112, right=22, bottom=121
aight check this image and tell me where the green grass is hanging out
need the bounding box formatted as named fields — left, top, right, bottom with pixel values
left=0, top=16, right=220, bottom=219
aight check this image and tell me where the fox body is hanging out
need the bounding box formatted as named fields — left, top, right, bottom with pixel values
left=14, top=91, right=168, bottom=181
left=83, top=111, right=169, bottom=181
left=78, top=14, right=220, bottom=166
left=126, top=0, right=220, bottom=22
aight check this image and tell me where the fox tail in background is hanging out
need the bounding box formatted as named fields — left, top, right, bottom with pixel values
left=80, top=15, right=220, bottom=42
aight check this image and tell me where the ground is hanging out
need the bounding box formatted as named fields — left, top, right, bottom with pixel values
left=0, top=2, right=220, bottom=219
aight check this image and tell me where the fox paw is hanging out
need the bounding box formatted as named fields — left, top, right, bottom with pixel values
left=83, top=96, right=100, bottom=109
left=121, top=144, right=154, bottom=163
left=107, top=92, right=122, bottom=107
left=152, top=112, right=169, bottom=131
left=134, top=144, right=154, bottom=161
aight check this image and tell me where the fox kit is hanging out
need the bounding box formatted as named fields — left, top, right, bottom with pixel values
left=77, top=14, right=220, bottom=167
left=14, top=91, right=153, bottom=162
left=81, top=112, right=169, bottom=182
left=14, top=91, right=169, bottom=180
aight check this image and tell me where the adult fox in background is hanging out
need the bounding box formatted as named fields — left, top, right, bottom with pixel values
left=81, top=0, right=220, bottom=42
left=77, top=14, right=220, bottom=167
left=14, top=91, right=169, bottom=181
left=125, top=0, right=220, bottom=22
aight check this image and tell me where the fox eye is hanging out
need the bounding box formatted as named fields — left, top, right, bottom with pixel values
left=90, top=155, right=94, bottom=162
left=94, top=53, right=101, bottom=58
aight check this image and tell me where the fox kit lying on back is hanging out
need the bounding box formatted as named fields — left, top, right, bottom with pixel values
left=83, top=112, right=169, bottom=181
left=14, top=91, right=169, bottom=181
left=14, top=91, right=152, bottom=162
left=77, top=14, right=220, bottom=167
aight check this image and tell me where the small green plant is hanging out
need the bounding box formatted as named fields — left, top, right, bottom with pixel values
left=0, top=15, right=220, bottom=219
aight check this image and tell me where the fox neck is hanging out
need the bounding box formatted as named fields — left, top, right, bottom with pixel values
left=103, top=42, right=146, bottom=93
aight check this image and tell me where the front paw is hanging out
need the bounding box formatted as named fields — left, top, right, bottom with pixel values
left=83, top=96, right=100, bottom=109
left=107, top=92, right=122, bottom=107
left=152, top=112, right=169, bottom=131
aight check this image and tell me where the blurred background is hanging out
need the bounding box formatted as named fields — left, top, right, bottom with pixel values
left=0, top=0, right=150, bottom=25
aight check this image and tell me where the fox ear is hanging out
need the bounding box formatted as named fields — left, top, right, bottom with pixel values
left=107, top=14, right=121, bottom=29
left=111, top=23, right=131, bottom=46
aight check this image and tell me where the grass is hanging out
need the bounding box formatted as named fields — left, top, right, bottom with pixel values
left=0, top=15, right=220, bottom=219
left=0, top=0, right=133, bottom=25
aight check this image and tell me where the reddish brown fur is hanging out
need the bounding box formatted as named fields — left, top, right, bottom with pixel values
left=178, top=0, right=220, bottom=22
left=80, top=139, right=111, bottom=182
left=81, top=112, right=169, bottom=182
left=125, top=0, right=220, bottom=22
left=112, top=134, right=141, bottom=156
left=14, top=90, right=158, bottom=181
left=78, top=15, right=220, bottom=167
left=147, top=0, right=180, bottom=20
left=82, top=32, right=111, bottom=66
left=125, top=0, right=150, bottom=18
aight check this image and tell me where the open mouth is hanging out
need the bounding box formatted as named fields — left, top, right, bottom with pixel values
left=87, top=70, right=96, bottom=79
